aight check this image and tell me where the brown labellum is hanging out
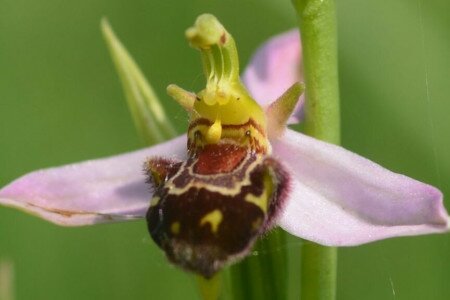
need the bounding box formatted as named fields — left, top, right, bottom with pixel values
left=145, top=143, right=289, bottom=278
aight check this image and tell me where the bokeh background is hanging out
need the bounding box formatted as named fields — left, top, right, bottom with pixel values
left=1, top=0, right=449, bottom=299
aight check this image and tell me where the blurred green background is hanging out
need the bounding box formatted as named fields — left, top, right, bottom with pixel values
left=1, top=0, right=449, bottom=299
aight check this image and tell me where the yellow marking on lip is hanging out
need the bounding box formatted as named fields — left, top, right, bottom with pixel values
left=200, top=209, right=223, bottom=233
left=171, top=222, right=181, bottom=235
left=244, top=171, right=273, bottom=213
left=150, top=196, right=160, bottom=207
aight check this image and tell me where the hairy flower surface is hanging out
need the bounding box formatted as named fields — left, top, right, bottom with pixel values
left=0, top=15, right=448, bottom=277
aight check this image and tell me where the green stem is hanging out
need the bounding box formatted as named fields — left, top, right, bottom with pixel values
left=293, top=0, right=340, bottom=144
left=196, top=275, right=221, bottom=300
left=292, top=0, right=340, bottom=299
left=301, top=242, right=337, bottom=300
left=226, top=229, right=288, bottom=300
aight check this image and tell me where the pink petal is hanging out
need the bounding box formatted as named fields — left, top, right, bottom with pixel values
left=272, top=129, right=448, bottom=246
left=242, top=30, right=304, bottom=123
left=0, top=135, right=187, bottom=226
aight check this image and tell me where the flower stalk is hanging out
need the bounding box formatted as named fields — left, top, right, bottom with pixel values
left=196, top=275, right=221, bottom=300
left=292, top=0, right=340, bottom=144
left=226, top=228, right=288, bottom=300
left=292, top=0, right=340, bottom=299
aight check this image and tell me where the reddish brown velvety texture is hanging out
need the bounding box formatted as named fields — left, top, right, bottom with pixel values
left=194, top=144, right=247, bottom=175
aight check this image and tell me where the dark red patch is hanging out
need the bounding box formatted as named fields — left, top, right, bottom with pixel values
left=171, top=154, right=257, bottom=189
left=194, top=144, right=247, bottom=175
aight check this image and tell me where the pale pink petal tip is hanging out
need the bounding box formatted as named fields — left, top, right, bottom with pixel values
left=0, top=135, right=187, bottom=226
left=273, top=129, right=448, bottom=246
left=242, top=29, right=304, bottom=124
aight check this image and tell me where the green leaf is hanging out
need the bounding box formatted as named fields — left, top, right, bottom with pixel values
left=101, top=18, right=177, bottom=145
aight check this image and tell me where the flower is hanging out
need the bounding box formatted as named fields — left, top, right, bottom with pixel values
left=0, top=15, right=448, bottom=276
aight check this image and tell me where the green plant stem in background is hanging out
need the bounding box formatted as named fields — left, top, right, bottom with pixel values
left=226, top=229, right=288, bottom=300
left=300, top=243, right=337, bottom=300
left=292, top=0, right=340, bottom=299
left=292, top=0, right=340, bottom=144
left=197, top=275, right=221, bottom=300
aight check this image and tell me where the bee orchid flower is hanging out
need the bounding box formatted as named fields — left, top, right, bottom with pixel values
left=0, top=15, right=448, bottom=277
